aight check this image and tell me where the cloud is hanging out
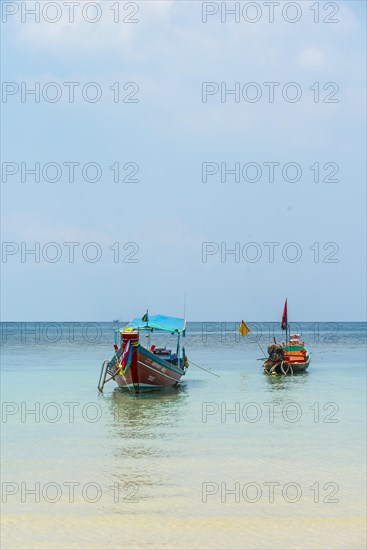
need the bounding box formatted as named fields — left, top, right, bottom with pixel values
left=299, top=47, right=325, bottom=69
left=1, top=212, right=111, bottom=243
left=4, top=1, right=364, bottom=151
left=7, top=0, right=174, bottom=55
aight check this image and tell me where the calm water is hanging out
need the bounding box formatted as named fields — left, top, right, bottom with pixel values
left=1, top=322, right=366, bottom=549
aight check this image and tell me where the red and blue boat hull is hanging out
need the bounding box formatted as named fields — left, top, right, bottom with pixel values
left=114, top=346, right=185, bottom=391
left=110, top=332, right=185, bottom=391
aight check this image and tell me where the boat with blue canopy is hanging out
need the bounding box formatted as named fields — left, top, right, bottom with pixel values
left=98, top=312, right=188, bottom=392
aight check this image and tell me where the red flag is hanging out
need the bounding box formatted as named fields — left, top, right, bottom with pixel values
left=281, top=299, right=288, bottom=330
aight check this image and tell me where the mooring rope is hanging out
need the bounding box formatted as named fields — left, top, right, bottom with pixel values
left=265, top=359, right=293, bottom=376
left=189, top=359, right=221, bottom=378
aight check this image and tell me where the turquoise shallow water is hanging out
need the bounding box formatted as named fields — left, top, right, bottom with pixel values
left=1, top=322, right=366, bottom=549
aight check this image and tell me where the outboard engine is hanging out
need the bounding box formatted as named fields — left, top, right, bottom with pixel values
left=267, top=343, right=284, bottom=362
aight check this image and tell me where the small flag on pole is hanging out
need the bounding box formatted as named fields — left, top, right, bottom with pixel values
left=239, top=320, right=250, bottom=337
left=142, top=311, right=148, bottom=323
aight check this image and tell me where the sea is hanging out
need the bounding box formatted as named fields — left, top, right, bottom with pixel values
left=1, top=321, right=366, bottom=549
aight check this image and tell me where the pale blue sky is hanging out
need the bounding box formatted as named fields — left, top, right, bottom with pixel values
left=1, top=0, right=366, bottom=321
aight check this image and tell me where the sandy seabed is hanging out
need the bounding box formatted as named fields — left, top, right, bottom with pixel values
left=2, top=515, right=366, bottom=550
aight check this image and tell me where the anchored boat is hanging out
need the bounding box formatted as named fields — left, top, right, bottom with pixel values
left=263, top=335, right=311, bottom=375
left=98, top=313, right=188, bottom=392
left=263, top=300, right=311, bottom=375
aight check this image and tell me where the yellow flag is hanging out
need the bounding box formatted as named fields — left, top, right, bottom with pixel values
left=239, top=320, right=250, bottom=337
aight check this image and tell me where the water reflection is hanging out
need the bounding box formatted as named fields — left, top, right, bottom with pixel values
left=103, top=384, right=189, bottom=437
left=264, top=370, right=309, bottom=389
left=98, top=386, right=190, bottom=511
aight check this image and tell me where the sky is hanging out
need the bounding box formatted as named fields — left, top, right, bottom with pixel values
left=1, top=0, right=366, bottom=321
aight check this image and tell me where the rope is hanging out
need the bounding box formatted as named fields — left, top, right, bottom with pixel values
left=264, top=360, right=293, bottom=376
left=280, top=361, right=293, bottom=375
left=189, top=359, right=221, bottom=378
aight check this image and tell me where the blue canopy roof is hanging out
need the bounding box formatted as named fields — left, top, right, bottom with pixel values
left=124, top=314, right=186, bottom=333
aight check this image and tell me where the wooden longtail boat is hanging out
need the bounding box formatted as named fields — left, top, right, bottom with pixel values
left=262, top=300, right=311, bottom=375
left=263, top=334, right=311, bottom=375
left=98, top=314, right=188, bottom=392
